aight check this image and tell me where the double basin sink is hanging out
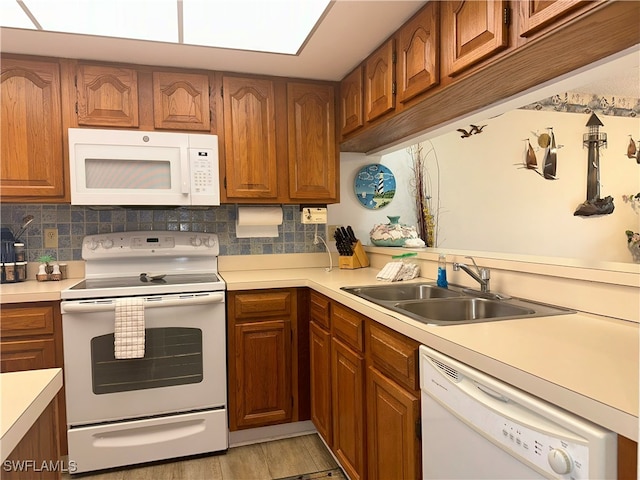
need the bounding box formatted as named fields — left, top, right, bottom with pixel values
left=340, top=282, right=574, bottom=326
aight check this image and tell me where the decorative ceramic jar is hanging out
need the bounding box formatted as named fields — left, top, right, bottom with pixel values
left=370, top=216, right=419, bottom=246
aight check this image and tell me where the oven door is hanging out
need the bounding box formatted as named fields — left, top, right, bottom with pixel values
left=61, top=291, right=226, bottom=426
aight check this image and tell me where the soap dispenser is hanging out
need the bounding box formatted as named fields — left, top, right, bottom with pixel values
left=437, top=254, right=448, bottom=288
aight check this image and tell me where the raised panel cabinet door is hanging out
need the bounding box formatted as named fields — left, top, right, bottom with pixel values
left=152, top=71, right=211, bottom=131
left=223, top=76, right=278, bottom=199
left=340, top=66, right=364, bottom=136
left=309, top=321, right=332, bottom=445
left=230, top=320, right=292, bottom=430
left=0, top=304, right=55, bottom=338
left=444, top=0, right=509, bottom=76
left=0, top=339, right=57, bottom=372
left=398, top=1, right=440, bottom=103
left=76, top=64, right=139, bottom=127
left=331, top=338, right=365, bottom=480
left=365, top=39, right=396, bottom=122
left=0, top=57, right=65, bottom=199
left=518, top=0, right=590, bottom=37
left=367, top=367, right=421, bottom=480
left=287, top=82, right=338, bottom=201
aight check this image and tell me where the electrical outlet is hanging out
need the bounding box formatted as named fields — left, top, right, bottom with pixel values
left=44, top=228, right=58, bottom=248
left=328, top=225, right=340, bottom=239
left=301, top=207, right=327, bottom=224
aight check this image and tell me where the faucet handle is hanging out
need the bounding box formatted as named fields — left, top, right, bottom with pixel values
left=465, top=256, right=490, bottom=279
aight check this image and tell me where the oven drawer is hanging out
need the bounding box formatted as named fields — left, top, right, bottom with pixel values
left=68, top=408, right=228, bottom=474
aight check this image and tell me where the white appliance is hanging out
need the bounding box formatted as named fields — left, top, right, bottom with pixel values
left=61, top=231, right=227, bottom=474
left=419, top=345, right=617, bottom=479
left=68, top=128, right=220, bottom=206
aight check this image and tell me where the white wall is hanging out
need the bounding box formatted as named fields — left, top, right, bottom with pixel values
left=329, top=109, right=640, bottom=263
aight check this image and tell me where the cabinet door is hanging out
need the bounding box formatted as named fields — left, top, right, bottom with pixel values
left=0, top=57, right=65, bottom=200
left=222, top=76, right=278, bottom=199
left=287, top=82, right=338, bottom=202
left=310, top=321, right=332, bottom=445
left=230, top=320, right=292, bottom=430
left=365, top=39, right=396, bottom=122
left=444, top=0, right=509, bottom=76
left=152, top=71, right=211, bottom=131
left=518, top=1, right=589, bottom=37
left=340, top=66, right=364, bottom=136
left=367, top=367, right=421, bottom=480
left=331, top=338, right=365, bottom=480
left=76, top=64, right=139, bottom=127
left=398, top=1, right=440, bottom=103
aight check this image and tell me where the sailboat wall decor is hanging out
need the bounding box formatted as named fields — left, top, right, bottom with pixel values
left=518, top=130, right=558, bottom=179
left=574, top=113, right=615, bottom=216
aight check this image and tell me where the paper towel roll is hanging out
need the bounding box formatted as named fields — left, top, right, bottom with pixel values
left=236, top=206, right=283, bottom=238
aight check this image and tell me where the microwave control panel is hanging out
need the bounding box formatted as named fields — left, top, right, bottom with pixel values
left=189, top=148, right=220, bottom=205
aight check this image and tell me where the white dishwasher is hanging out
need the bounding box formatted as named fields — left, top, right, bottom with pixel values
left=419, top=346, right=617, bottom=479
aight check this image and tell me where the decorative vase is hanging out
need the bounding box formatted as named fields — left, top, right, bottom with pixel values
left=370, top=216, right=419, bottom=247
left=628, top=242, right=640, bottom=263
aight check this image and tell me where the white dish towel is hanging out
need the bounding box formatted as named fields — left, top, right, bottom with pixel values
left=114, top=298, right=145, bottom=359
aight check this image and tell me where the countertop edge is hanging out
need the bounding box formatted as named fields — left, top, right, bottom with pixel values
left=0, top=368, right=63, bottom=462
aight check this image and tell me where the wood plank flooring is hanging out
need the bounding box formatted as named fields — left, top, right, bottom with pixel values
left=62, top=434, right=340, bottom=480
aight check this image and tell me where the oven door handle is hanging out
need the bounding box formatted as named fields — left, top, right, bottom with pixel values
left=62, top=292, right=225, bottom=313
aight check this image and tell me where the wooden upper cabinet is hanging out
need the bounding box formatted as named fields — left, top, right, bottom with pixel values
left=365, top=38, right=396, bottom=122
left=0, top=57, right=65, bottom=200
left=76, top=63, right=139, bottom=127
left=222, top=76, right=278, bottom=199
left=518, top=0, right=590, bottom=37
left=287, top=82, right=338, bottom=202
left=152, top=71, right=211, bottom=131
left=340, top=66, right=364, bottom=136
left=397, top=1, right=440, bottom=103
left=443, top=0, right=509, bottom=76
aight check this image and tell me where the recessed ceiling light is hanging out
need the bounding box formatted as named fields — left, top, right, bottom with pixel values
left=0, top=0, right=331, bottom=55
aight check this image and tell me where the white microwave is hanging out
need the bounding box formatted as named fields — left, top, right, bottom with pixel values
left=68, top=128, right=220, bottom=206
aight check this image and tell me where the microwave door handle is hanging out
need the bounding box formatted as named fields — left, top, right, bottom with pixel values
left=181, top=154, right=190, bottom=194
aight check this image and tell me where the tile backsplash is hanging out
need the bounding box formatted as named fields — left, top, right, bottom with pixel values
left=0, top=204, right=326, bottom=262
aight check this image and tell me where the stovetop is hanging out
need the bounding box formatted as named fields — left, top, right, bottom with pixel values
left=62, top=231, right=225, bottom=300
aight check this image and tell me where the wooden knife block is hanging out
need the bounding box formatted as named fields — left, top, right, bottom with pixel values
left=338, top=241, right=370, bottom=269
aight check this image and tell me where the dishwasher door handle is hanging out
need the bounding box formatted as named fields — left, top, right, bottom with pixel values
left=62, top=292, right=225, bottom=313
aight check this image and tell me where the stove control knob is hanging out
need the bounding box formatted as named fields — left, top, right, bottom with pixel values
left=204, top=236, right=217, bottom=248
left=548, top=448, right=573, bottom=475
left=87, top=239, right=100, bottom=250
left=191, top=236, right=203, bottom=247
left=102, top=239, right=114, bottom=249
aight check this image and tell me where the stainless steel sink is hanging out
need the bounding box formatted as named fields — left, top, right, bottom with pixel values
left=340, top=282, right=574, bottom=326
left=393, top=297, right=534, bottom=323
left=341, top=283, right=462, bottom=302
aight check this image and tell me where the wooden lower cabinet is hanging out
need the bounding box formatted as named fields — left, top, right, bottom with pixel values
left=227, top=288, right=310, bottom=431
left=0, top=302, right=67, bottom=455
left=309, top=321, right=332, bottom=444
left=367, top=366, right=421, bottom=480
left=331, top=337, right=366, bottom=480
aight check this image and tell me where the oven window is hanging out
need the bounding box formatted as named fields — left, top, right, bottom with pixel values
left=91, top=327, right=203, bottom=394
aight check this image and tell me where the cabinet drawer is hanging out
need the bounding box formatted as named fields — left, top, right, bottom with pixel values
left=231, top=290, right=292, bottom=320
left=1, top=304, right=55, bottom=338
left=0, top=338, right=57, bottom=372
left=310, top=291, right=331, bottom=330
left=367, top=321, right=419, bottom=391
left=332, top=303, right=364, bottom=353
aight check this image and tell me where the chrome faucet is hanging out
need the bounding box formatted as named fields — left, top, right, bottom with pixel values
left=453, top=256, right=490, bottom=293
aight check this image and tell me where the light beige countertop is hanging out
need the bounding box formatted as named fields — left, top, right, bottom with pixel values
left=220, top=267, right=639, bottom=441
left=0, top=368, right=63, bottom=461
left=1, top=267, right=637, bottom=441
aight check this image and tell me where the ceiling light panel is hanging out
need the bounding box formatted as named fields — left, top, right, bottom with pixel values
left=0, top=1, right=37, bottom=29
left=182, top=0, right=330, bottom=54
left=18, top=0, right=178, bottom=42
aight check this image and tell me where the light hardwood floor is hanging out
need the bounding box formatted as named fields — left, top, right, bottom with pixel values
left=62, top=434, right=340, bottom=480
